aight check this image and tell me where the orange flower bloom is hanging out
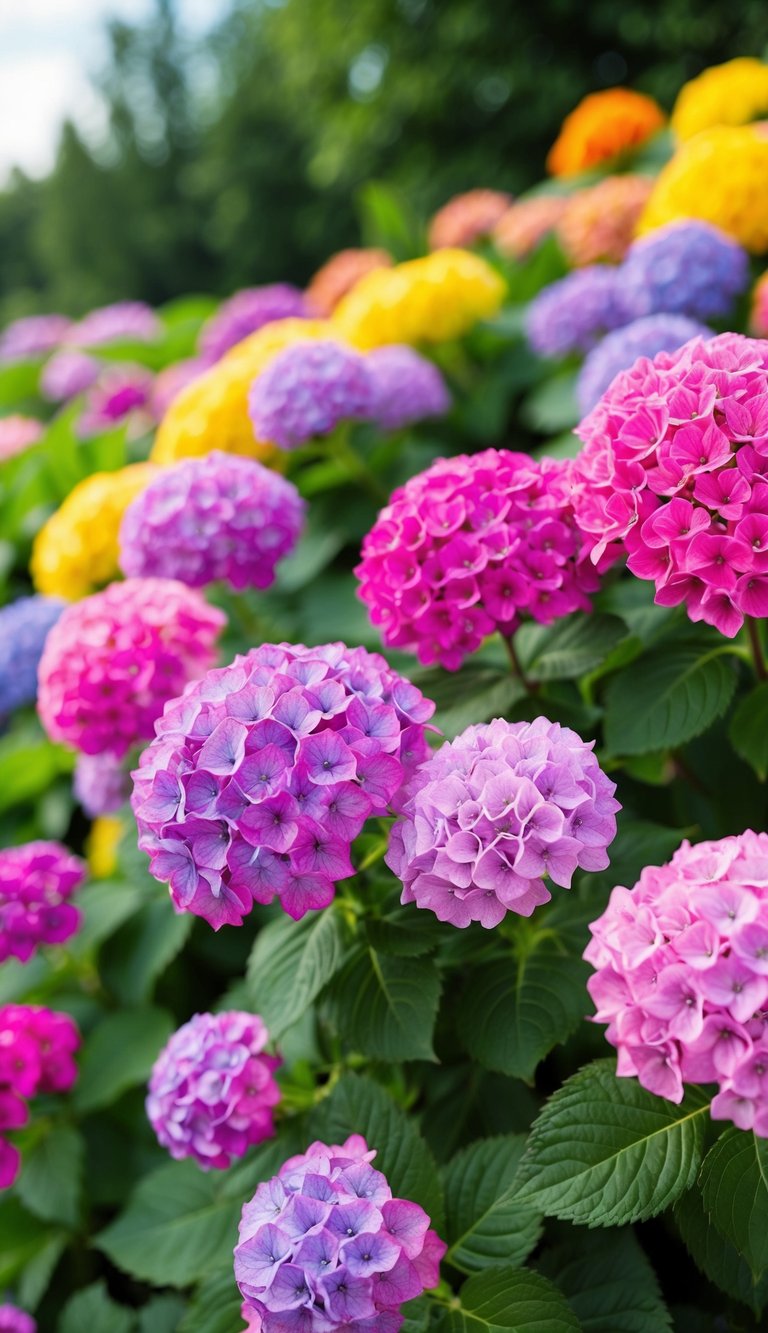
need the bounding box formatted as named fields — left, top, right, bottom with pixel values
left=428, top=189, right=513, bottom=250
left=547, top=88, right=666, bottom=177
left=492, top=195, right=568, bottom=260
left=557, top=175, right=654, bottom=265
left=305, top=249, right=392, bottom=318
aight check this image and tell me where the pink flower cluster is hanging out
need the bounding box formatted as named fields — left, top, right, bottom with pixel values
left=0, top=416, right=42, bottom=463
left=132, top=643, right=435, bottom=928
left=146, top=1011, right=280, bottom=1170
left=585, top=830, right=768, bottom=1134
left=0, top=1004, right=79, bottom=1189
left=388, top=717, right=619, bottom=928
left=78, top=364, right=155, bottom=438
left=570, top=332, right=768, bottom=637
left=234, top=1134, right=445, bottom=1332
left=37, top=578, right=225, bottom=758
left=0, top=1306, right=36, bottom=1333
left=356, top=449, right=600, bottom=671
left=0, top=841, right=86, bottom=963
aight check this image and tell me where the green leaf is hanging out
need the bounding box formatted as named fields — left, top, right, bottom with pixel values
left=538, top=1228, right=673, bottom=1331
left=366, top=903, right=447, bottom=957
left=74, top=1005, right=173, bottom=1113
left=699, top=1129, right=768, bottom=1280
left=0, top=720, right=74, bottom=814
left=729, top=682, right=768, bottom=779
left=71, top=880, right=142, bottom=955
left=16, top=1124, right=83, bottom=1227
left=675, top=1185, right=768, bottom=1317
left=178, top=1271, right=243, bottom=1333
left=309, top=1072, right=444, bottom=1231
left=583, top=817, right=692, bottom=898
left=512, top=1059, right=709, bottom=1226
left=410, top=665, right=525, bottom=740
left=402, top=1295, right=432, bottom=1332
left=102, top=900, right=193, bottom=1004
left=443, top=1136, right=542, bottom=1274
left=326, top=946, right=441, bottom=1062
left=517, top=614, right=627, bottom=682
left=17, top=1231, right=67, bottom=1311
left=604, top=646, right=737, bottom=755
left=246, top=906, right=350, bottom=1038
left=137, top=1295, right=187, bottom=1333
left=58, top=1280, right=136, bottom=1333
left=520, top=369, right=580, bottom=434
left=0, top=1198, right=58, bottom=1291
left=437, top=1266, right=582, bottom=1331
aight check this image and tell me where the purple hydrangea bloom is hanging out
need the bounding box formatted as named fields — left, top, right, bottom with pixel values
left=132, top=642, right=436, bottom=929
left=248, top=341, right=374, bottom=450
left=577, top=314, right=713, bottom=414
left=74, top=752, right=132, bottom=817
left=200, top=286, right=310, bottom=364
left=0, top=841, right=86, bottom=964
left=40, top=350, right=100, bottom=402
left=119, top=451, right=305, bottom=591
left=366, top=346, right=451, bottom=430
left=388, top=716, right=620, bottom=928
left=234, top=1134, right=446, bottom=1330
left=525, top=266, right=631, bottom=358
left=0, top=596, right=65, bottom=721
left=78, top=365, right=154, bottom=437
left=0, top=1306, right=36, bottom=1333
left=0, top=315, right=71, bottom=363
left=620, top=221, right=750, bottom=323
left=66, top=301, right=160, bottom=347
left=147, top=1011, right=280, bottom=1170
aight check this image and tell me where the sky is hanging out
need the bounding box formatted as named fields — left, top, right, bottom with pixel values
left=0, top=0, right=218, bottom=183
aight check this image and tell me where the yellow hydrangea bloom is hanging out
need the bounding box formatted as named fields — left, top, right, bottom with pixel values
left=150, top=318, right=331, bottom=464
left=331, top=249, right=506, bottom=351
left=86, top=816, right=124, bottom=879
left=671, top=58, right=768, bottom=141
left=31, top=461, right=158, bottom=600
left=638, top=125, right=768, bottom=254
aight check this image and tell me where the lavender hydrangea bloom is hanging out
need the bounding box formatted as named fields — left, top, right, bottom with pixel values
left=234, top=1134, right=446, bottom=1330
left=0, top=596, right=64, bottom=722
left=147, top=1011, right=280, bottom=1170
left=74, top=753, right=132, bottom=817
left=248, top=341, right=374, bottom=450
left=0, top=1305, right=36, bottom=1333
left=620, top=221, right=750, bottom=322
left=0, top=315, right=71, bottom=363
left=366, top=346, right=451, bottom=430
left=200, top=285, right=309, bottom=364
left=577, top=314, right=713, bottom=413
left=67, top=301, right=160, bottom=347
left=525, top=266, right=631, bottom=358
left=132, top=642, right=436, bottom=929
left=40, top=350, right=100, bottom=402
left=119, top=451, right=305, bottom=591
left=388, top=717, right=620, bottom=928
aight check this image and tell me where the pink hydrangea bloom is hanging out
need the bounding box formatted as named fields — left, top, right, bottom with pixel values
left=388, top=716, right=619, bottom=929
left=78, top=364, right=154, bottom=437
left=241, top=1305, right=262, bottom=1332
left=0, top=1004, right=79, bottom=1189
left=0, top=314, right=71, bottom=363
left=0, top=1305, right=36, bottom=1333
left=147, top=1011, right=280, bottom=1170
left=570, top=332, right=768, bottom=637
left=234, top=1134, right=446, bottom=1331
left=37, top=578, right=225, bottom=758
left=585, top=830, right=768, bottom=1133
left=132, top=642, right=436, bottom=929
left=0, top=841, right=86, bottom=963
left=40, top=350, right=100, bottom=402
left=66, top=301, right=160, bottom=347
left=0, top=416, right=43, bottom=463
left=356, top=449, right=600, bottom=671
left=74, top=752, right=132, bottom=816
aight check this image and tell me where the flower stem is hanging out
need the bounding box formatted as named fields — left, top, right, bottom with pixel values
left=500, top=631, right=537, bottom=693
left=747, top=617, right=767, bottom=682
left=331, top=427, right=389, bottom=505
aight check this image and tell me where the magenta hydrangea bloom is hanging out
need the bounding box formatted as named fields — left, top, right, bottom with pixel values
left=132, top=642, right=435, bottom=929
left=0, top=314, right=71, bottom=363
left=576, top=314, right=712, bottom=415
left=234, top=1134, right=446, bottom=1331
left=37, top=578, right=225, bottom=758
left=0, top=1004, right=79, bottom=1189
left=585, top=830, right=768, bottom=1134
left=0, top=1305, right=36, bottom=1333
left=147, top=1011, right=280, bottom=1170
left=570, top=332, right=768, bottom=638
left=356, top=449, right=600, bottom=671
left=119, top=451, right=306, bottom=591
left=0, top=841, right=86, bottom=964
left=248, top=341, right=374, bottom=450
left=74, top=752, right=132, bottom=817
left=389, top=717, right=619, bottom=929
left=78, top=364, right=154, bottom=437
left=66, top=301, right=160, bottom=347
left=200, top=286, right=309, bottom=364
left=525, top=266, right=631, bottom=358
left=0, top=416, right=43, bottom=463
left=40, top=349, right=100, bottom=402
left=366, top=346, right=451, bottom=431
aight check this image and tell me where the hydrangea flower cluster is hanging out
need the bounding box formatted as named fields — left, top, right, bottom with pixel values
left=388, top=717, right=619, bottom=928
left=492, top=195, right=567, bottom=260
left=40, top=349, right=100, bottom=401
left=151, top=357, right=206, bottom=418
left=671, top=57, right=768, bottom=141
left=234, top=1134, right=445, bottom=1331
left=576, top=314, right=712, bottom=414
left=0, top=314, right=71, bottom=363
left=428, top=189, right=512, bottom=250
left=78, top=364, right=154, bottom=437
left=366, top=346, right=451, bottom=431
left=570, top=332, right=768, bottom=637
left=248, top=341, right=374, bottom=450
left=74, top=752, right=132, bottom=817
left=620, top=222, right=749, bottom=322
left=0, top=1004, right=79, bottom=1189
left=557, top=175, right=654, bottom=266
left=0, top=841, right=86, bottom=964
left=356, top=449, right=600, bottom=671
left=199, top=286, right=309, bottom=364
left=0, top=596, right=64, bottom=721
left=66, top=300, right=160, bottom=347
left=0, top=416, right=42, bottom=463
left=547, top=88, right=665, bottom=176
left=585, top=830, right=768, bottom=1134
left=37, top=577, right=225, bottom=757
left=306, top=249, right=392, bottom=318
left=147, top=1011, right=281, bottom=1170
left=525, top=266, right=630, bottom=358
left=120, top=451, right=305, bottom=591
left=0, top=1306, right=36, bottom=1333
left=132, top=641, right=435, bottom=928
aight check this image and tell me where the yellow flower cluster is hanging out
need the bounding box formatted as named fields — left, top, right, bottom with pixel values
left=86, top=815, right=124, bottom=879
left=150, top=318, right=330, bottom=464
left=639, top=125, right=768, bottom=254
left=332, top=249, right=506, bottom=351
left=31, top=461, right=157, bottom=600
left=671, top=58, right=768, bottom=141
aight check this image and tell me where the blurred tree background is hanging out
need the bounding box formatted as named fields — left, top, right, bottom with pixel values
left=1, top=0, right=767, bottom=320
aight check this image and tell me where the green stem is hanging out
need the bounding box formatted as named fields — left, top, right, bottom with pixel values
left=500, top=631, right=538, bottom=693
left=331, top=426, right=389, bottom=504
left=747, top=616, right=767, bottom=682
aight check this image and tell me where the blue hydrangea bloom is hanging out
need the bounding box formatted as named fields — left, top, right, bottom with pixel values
left=0, top=596, right=65, bottom=720
left=577, top=314, right=713, bottom=414
left=620, top=222, right=750, bottom=323
left=525, top=266, right=631, bottom=358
